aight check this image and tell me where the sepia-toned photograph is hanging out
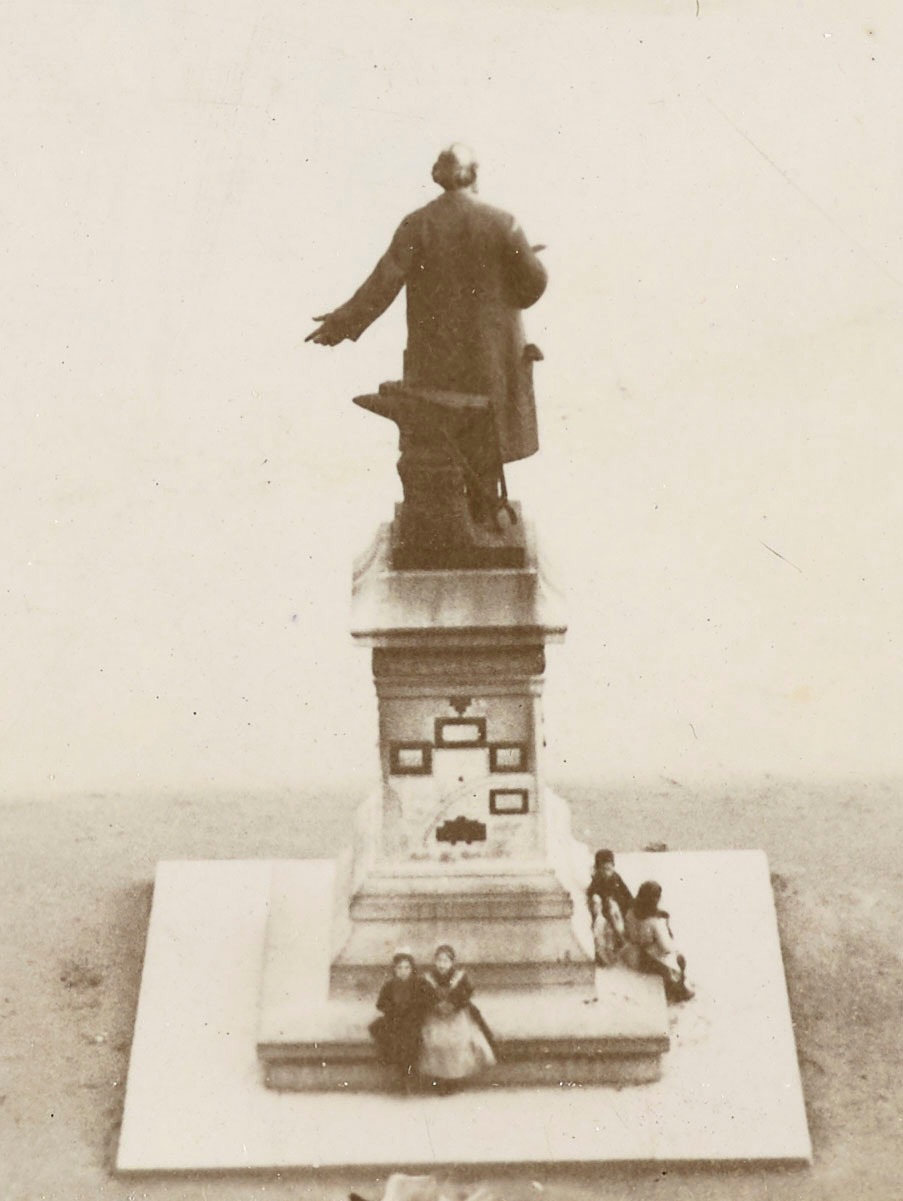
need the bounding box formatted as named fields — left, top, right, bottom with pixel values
left=2, top=1, right=901, bottom=1199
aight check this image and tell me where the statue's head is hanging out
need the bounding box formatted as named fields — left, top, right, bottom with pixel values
left=431, top=143, right=478, bottom=192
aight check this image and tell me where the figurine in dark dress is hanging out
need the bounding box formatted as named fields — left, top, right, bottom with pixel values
left=417, top=944, right=496, bottom=1094
left=368, top=948, right=430, bottom=1091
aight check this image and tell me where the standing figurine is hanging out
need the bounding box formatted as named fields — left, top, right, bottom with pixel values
left=368, top=948, right=430, bottom=1091
left=624, top=881, right=695, bottom=1003
left=418, top=944, right=496, bottom=1094
left=586, top=848, right=633, bottom=921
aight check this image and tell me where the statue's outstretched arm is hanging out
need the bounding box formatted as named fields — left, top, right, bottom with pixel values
left=306, top=217, right=416, bottom=346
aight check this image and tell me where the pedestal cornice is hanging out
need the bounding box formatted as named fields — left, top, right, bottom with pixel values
left=351, top=521, right=567, bottom=649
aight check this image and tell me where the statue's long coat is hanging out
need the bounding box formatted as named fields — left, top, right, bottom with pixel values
left=326, top=190, right=547, bottom=464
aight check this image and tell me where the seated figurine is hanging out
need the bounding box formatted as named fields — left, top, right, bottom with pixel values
left=586, top=848, right=633, bottom=921
left=417, top=944, right=496, bottom=1093
left=590, top=891, right=626, bottom=967
left=368, top=948, right=430, bottom=1091
left=624, top=881, right=694, bottom=1003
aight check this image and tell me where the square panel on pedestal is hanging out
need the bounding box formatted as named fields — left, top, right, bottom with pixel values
left=489, top=742, right=529, bottom=772
left=434, top=716, right=488, bottom=747
left=388, top=742, right=433, bottom=775
left=489, top=788, right=529, bottom=815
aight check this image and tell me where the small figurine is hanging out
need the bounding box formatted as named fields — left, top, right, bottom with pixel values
left=368, top=948, right=430, bottom=1091
left=624, top=881, right=695, bottom=1003
left=417, top=944, right=496, bottom=1093
left=590, top=891, right=626, bottom=967
left=586, top=848, right=633, bottom=921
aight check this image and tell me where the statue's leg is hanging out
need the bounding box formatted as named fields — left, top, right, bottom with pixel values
left=457, top=412, right=502, bottom=526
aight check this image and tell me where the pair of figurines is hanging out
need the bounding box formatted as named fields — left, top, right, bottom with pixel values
left=369, top=944, right=496, bottom=1094
left=587, top=849, right=695, bottom=1003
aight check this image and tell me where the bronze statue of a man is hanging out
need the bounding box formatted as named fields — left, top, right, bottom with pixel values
left=307, top=144, right=547, bottom=475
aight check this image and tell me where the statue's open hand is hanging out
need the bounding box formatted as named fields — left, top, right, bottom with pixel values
left=305, top=314, right=346, bottom=346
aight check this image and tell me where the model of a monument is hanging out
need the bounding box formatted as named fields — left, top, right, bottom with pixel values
left=255, top=145, right=670, bottom=1089
left=117, top=145, right=812, bottom=1169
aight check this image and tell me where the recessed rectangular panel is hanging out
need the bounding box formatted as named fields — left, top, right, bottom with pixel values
left=434, top=716, right=487, bottom=747
left=490, top=742, right=528, bottom=772
left=389, top=741, right=432, bottom=775
left=489, top=788, right=530, bottom=815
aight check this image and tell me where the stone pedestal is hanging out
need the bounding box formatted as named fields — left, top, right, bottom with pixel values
left=253, top=518, right=671, bottom=1091
left=331, top=518, right=594, bottom=992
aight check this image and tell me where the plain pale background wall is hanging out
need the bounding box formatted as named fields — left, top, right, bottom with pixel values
left=3, top=0, right=901, bottom=799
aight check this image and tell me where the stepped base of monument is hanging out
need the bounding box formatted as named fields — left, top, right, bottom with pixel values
left=321, top=787, right=602, bottom=994
left=330, top=866, right=598, bottom=993
left=264, top=1051, right=663, bottom=1092
left=260, top=971, right=667, bottom=1092
left=256, top=858, right=669, bottom=1091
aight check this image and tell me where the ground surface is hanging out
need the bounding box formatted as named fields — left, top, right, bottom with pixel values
left=1, top=778, right=901, bottom=1200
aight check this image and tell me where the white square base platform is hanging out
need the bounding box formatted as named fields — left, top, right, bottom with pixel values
left=117, top=850, right=811, bottom=1171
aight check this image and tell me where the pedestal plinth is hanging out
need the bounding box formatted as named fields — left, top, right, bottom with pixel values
left=332, top=519, right=594, bottom=991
